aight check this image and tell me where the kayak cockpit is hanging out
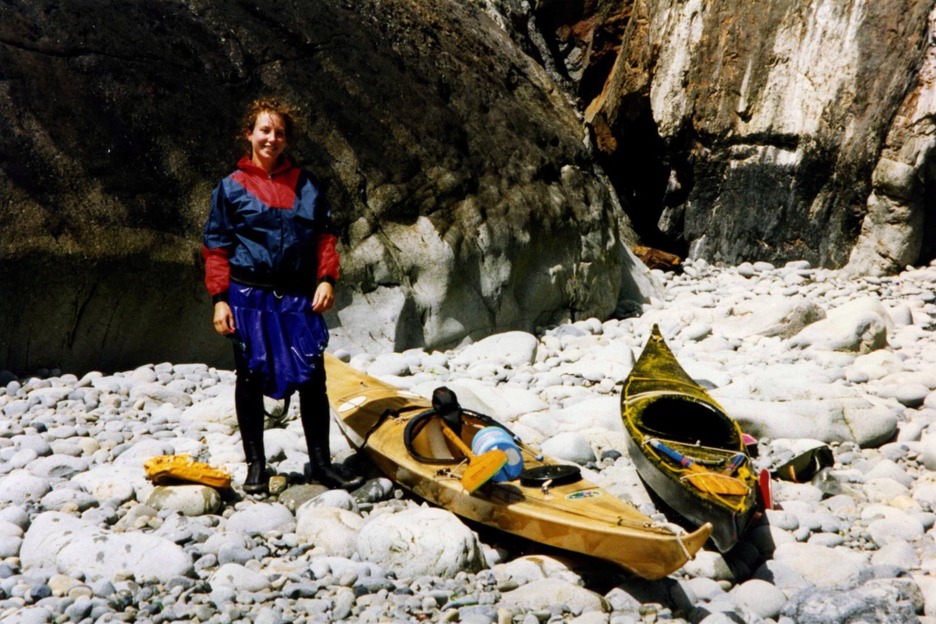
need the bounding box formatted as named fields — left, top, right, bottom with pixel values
left=634, top=396, right=739, bottom=448
left=403, top=409, right=507, bottom=464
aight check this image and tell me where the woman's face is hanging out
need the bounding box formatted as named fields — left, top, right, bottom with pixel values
left=246, top=111, right=287, bottom=171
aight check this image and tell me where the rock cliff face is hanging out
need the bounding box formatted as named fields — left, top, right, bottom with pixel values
left=0, top=0, right=640, bottom=372
left=514, top=0, right=936, bottom=273
left=3, top=0, right=933, bottom=374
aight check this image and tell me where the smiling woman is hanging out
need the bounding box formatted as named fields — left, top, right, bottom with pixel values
left=201, top=97, right=362, bottom=495
left=244, top=107, right=288, bottom=172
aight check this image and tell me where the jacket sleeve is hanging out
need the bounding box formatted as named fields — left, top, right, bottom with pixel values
left=316, top=232, right=340, bottom=284
left=202, top=181, right=233, bottom=302
left=313, top=188, right=340, bottom=285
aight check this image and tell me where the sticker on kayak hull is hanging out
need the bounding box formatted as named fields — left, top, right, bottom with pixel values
left=566, top=489, right=601, bottom=500
left=336, top=396, right=368, bottom=412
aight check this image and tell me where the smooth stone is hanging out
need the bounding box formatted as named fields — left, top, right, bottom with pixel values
left=0, top=470, right=52, bottom=504
left=28, top=387, right=72, bottom=407
left=499, top=578, right=609, bottom=615
left=128, top=383, right=193, bottom=408
left=70, top=465, right=140, bottom=504
left=806, top=533, right=845, bottom=547
left=145, top=485, right=222, bottom=516
left=539, top=432, right=596, bottom=465
left=729, top=579, right=788, bottom=619
left=863, top=458, right=914, bottom=488
left=685, top=578, right=726, bottom=602
left=366, top=353, right=412, bottom=377
left=786, top=297, right=891, bottom=353
left=0, top=504, right=29, bottom=529
left=112, top=439, right=176, bottom=465
left=25, top=455, right=90, bottom=480
left=491, top=555, right=582, bottom=589
left=356, top=507, right=485, bottom=578
left=201, top=532, right=248, bottom=556
left=772, top=542, right=870, bottom=589
left=866, top=514, right=925, bottom=546
left=871, top=540, right=920, bottom=570
left=781, top=579, right=921, bottom=623
left=449, top=332, right=539, bottom=369
left=0, top=534, right=22, bottom=558
left=894, top=384, right=930, bottom=408
left=209, top=563, right=271, bottom=592
left=295, top=506, right=364, bottom=558
left=13, top=433, right=52, bottom=457
left=21, top=511, right=192, bottom=583
left=304, top=489, right=360, bottom=512
left=4, top=447, right=39, bottom=470
left=47, top=573, right=83, bottom=597
left=919, top=434, right=936, bottom=471
left=681, top=550, right=734, bottom=581
left=351, top=477, right=394, bottom=505
left=696, top=611, right=748, bottom=624
left=277, top=483, right=330, bottom=512
left=181, top=389, right=238, bottom=428
left=862, top=477, right=910, bottom=503
left=566, top=612, right=608, bottom=624
left=225, top=502, right=296, bottom=536
left=38, top=489, right=97, bottom=513
left=926, top=390, right=936, bottom=411
left=913, top=574, right=936, bottom=618
left=217, top=543, right=254, bottom=566
left=518, top=396, right=623, bottom=436
left=713, top=296, right=826, bottom=339
left=2, top=400, right=30, bottom=418
left=2, top=606, right=53, bottom=624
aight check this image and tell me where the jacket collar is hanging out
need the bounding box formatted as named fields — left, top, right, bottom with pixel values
left=237, top=155, right=294, bottom=177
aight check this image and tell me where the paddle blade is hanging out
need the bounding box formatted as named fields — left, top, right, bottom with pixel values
left=647, top=438, right=749, bottom=496
left=462, top=449, right=508, bottom=493
left=684, top=472, right=749, bottom=496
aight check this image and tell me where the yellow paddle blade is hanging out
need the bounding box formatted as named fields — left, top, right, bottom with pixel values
left=462, top=449, right=508, bottom=493
left=437, top=418, right=508, bottom=492
left=682, top=471, right=749, bottom=496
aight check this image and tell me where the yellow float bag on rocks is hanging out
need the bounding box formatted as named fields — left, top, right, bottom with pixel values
left=144, top=454, right=232, bottom=489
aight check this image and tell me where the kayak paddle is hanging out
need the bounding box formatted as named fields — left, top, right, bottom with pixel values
left=646, top=438, right=749, bottom=496
left=440, top=420, right=508, bottom=493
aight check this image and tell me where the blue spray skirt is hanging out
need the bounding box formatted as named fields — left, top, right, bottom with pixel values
left=229, top=284, right=329, bottom=399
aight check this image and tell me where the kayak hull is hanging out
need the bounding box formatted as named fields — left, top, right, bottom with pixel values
left=621, top=326, right=758, bottom=552
left=326, top=353, right=712, bottom=579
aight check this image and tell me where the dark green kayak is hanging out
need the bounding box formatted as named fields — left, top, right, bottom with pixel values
left=621, top=324, right=758, bottom=552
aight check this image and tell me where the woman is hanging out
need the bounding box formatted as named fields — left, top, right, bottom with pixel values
left=202, top=97, right=362, bottom=494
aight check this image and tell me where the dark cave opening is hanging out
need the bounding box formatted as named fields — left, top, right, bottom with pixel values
left=592, top=96, right=690, bottom=258
left=921, top=157, right=936, bottom=265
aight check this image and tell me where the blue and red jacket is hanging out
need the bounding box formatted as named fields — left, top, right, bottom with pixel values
left=202, top=157, right=339, bottom=302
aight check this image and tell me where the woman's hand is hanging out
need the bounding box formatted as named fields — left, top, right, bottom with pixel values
left=213, top=301, right=236, bottom=335
left=312, top=281, right=334, bottom=313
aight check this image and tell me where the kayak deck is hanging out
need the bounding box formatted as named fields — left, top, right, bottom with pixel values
left=621, top=325, right=758, bottom=552
left=325, top=353, right=711, bottom=580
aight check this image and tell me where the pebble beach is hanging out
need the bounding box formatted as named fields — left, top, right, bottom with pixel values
left=1, top=258, right=936, bottom=624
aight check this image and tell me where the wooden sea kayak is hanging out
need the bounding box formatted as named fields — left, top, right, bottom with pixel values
left=325, top=353, right=711, bottom=580
left=621, top=325, right=758, bottom=552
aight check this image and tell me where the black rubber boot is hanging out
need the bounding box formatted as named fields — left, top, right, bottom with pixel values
left=243, top=460, right=269, bottom=494
left=307, top=447, right=364, bottom=491
left=236, top=369, right=268, bottom=494
left=298, top=365, right=363, bottom=490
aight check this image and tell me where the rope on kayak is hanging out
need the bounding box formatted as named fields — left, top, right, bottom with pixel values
left=652, top=521, right=692, bottom=560
left=361, top=405, right=424, bottom=446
